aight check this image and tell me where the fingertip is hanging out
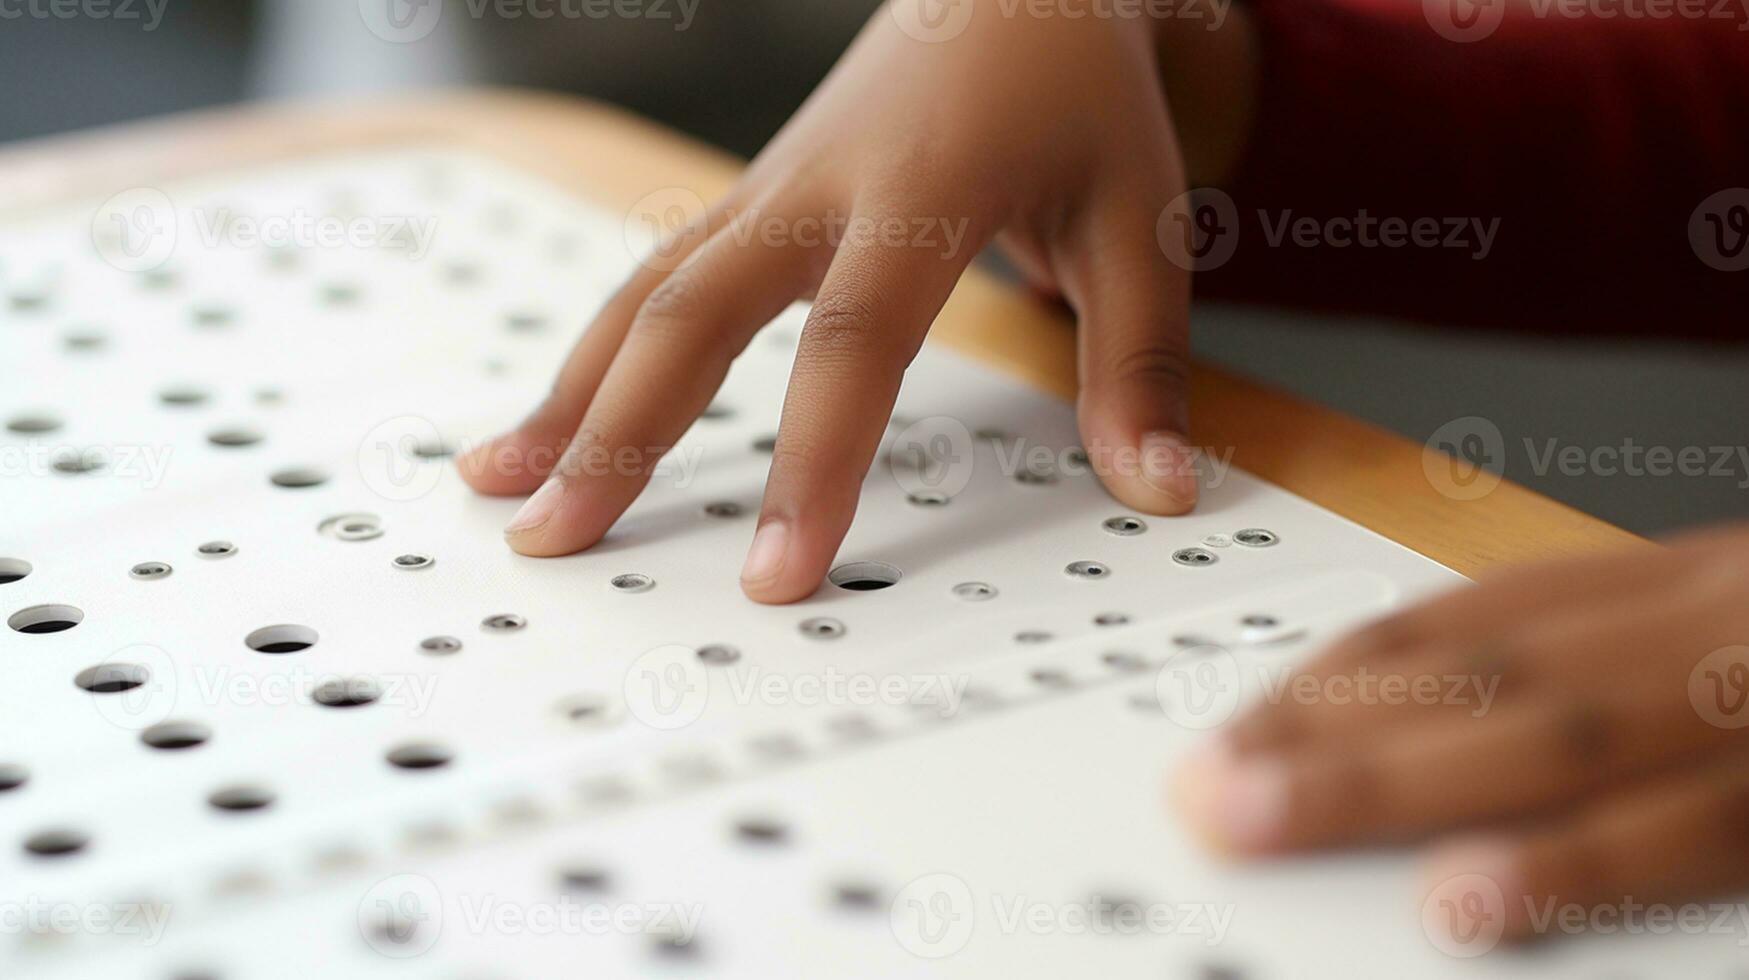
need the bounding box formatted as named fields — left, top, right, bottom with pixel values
left=1172, top=740, right=1291, bottom=856
left=500, top=480, right=614, bottom=558
left=1421, top=836, right=1532, bottom=944
left=738, top=520, right=824, bottom=604
left=457, top=429, right=556, bottom=497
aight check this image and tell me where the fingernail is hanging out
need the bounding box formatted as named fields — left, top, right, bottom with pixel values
left=1176, top=742, right=1289, bottom=853
left=504, top=480, right=564, bottom=537
left=1422, top=838, right=1523, bottom=944
left=1140, top=430, right=1200, bottom=506
left=740, top=521, right=790, bottom=585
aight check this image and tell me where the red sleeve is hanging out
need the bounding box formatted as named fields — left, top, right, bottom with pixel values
left=1194, top=0, right=1749, bottom=341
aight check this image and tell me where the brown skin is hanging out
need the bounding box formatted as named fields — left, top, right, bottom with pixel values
left=457, top=4, right=1261, bottom=603
left=1176, top=526, right=1749, bottom=943
left=462, top=0, right=1747, bottom=941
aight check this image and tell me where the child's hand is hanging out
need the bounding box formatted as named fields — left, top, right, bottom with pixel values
left=460, top=3, right=1202, bottom=602
left=1176, top=527, right=1749, bottom=945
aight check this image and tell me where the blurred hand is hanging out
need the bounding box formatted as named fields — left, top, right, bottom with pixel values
left=460, top=2, right=1207, bottom=602
left=1175, top=527, right=1749, bottom=945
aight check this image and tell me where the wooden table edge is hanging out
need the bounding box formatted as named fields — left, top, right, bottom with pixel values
left=0, top=88, right=1648, bottom=576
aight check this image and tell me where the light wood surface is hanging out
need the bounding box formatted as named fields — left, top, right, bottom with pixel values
left=0, top=89, right=1646, bottom=575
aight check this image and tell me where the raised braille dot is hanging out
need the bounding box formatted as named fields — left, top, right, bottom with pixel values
left=386, top=743, right=453, bottom=770
left=1102, top=515, right=1147, bottom=536
left=24, top=828, right=89, bottom=858
left=952, top=581, right=997, bottom=601
left=51, top=450, right=104, bottom=475
left=420, top=635, right=462, bottom=655
left=0, top=559, right=33, bottom=585
left=1093, top=612, right=1129, bottom=627
left=734, top=817, right=789, bottom=845
left=5, top=413, right=61, bottom=434
left=393, top=553, right=434, bottom=571
left=141, top=721, right=210, bottom=751
left=197, top=540, right=236, bottom=558
left=312, top=678, right=381, bottom=708
left=159, top=386, right=209, bottom=407
left=1234, top=528, right=1279, bottom=548
left=269, top=467, right=328, bottom=489
left=207, top=427, right=263, bottom=448
left=1173, top=548, right=1218, bottom=567
left=703, top=501, right=743, bottom=518
left=481, top=614, right=525, bottom=632
left=208, top=785, right=275, bottom=812
left=697, top=644, right=740, bottom=665
left=0, top=764, right=29, bottom=791
left=610, top=573, right=654, bottom=593
left=799, top=617, right=845, bottom=640
left=1066, top=560, right=1110, bottom=579
left=1101, top=651, right=1149, bottom=672
left=130, top=561, right=172, bottom=581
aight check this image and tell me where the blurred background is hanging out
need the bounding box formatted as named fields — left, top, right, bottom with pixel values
left=3, top=0, right=1744, bottom=537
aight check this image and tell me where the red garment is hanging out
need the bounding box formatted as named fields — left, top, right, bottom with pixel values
left=1196, top=0, right=1749, bottom=339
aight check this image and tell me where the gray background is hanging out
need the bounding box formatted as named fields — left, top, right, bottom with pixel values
left=3, top=0, right=1742, bottom=536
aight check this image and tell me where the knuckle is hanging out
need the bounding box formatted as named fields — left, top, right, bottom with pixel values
left=632, top=271, right=714, bottom=340
left=1554, top=702, right=1616, bottom=764
left=801, top=296, right=880, bottom=357
left=1105, top=342, right=1192, bottom=389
